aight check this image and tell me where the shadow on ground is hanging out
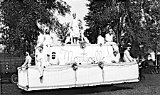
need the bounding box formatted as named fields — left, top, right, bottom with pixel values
left=21, top=85, right=133, bottom=95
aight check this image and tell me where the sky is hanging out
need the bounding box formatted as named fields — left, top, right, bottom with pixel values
left=57, top=0, right=89, bottom=28
left=64, top=0, right=89, bottom=19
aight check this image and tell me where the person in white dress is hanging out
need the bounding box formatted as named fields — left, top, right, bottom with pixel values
left=123, top=47, right=134, bottom=62
left=65, top=33, right=71, bottom=44
left=149, top=51, right=155, bottom=62
left=111, top=45, right=120, bottom=63
left=110, top=51, right=120, bottom=63
left=97, top=35, right=105, bottom=45
left=36, top=46, right=45, bottom=79
left=21, top=51, right=32, bottom=68
left=70, top=13, right=80, bottom=44
left=105, top=29, right=114, bottom=42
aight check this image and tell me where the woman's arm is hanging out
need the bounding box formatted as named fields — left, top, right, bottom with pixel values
left=21, top=57, right=28, bottom=67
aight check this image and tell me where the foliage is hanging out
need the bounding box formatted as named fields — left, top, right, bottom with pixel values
left=85, top=0, right=160, bottom=56
left=84, top=0, right=113, bottom=43
left=55, top=22, right=70, bottom=43
left=0, top=0, right=70, bottom=55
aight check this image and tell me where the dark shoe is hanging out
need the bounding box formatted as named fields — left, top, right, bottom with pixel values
left=40, top=76, right=43, bottom=80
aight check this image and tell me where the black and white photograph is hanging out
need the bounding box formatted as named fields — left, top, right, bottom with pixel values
left=1, top=0, right=160, bottom=95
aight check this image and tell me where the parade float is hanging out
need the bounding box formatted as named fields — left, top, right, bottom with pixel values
left=17, top=17, right=139, bottom=91
left=17, top=42, right=139, bottom=91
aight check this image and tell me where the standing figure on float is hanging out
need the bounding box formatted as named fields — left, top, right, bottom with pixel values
left=78, top=20, right=90, bottom=44
left=70, top=13, right=80, bottom=44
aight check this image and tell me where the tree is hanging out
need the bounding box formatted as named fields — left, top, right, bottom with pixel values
left=85, top=0, right=160, bottom=57
left=84, top=0, right=114, bottom=44
left=0, top=0, right=70, bottom=55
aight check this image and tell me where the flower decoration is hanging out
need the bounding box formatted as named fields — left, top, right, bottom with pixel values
left=71, top=62, right=78, bottom=71
left=97, top=61, right=104, bottom=69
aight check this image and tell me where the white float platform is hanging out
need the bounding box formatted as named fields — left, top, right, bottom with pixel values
left=17, top=62, right=139, bottom=91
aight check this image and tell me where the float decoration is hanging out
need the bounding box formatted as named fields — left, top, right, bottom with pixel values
left=71, top=62, right=78, bottom=71
left=97, top=61, right=104, bottom=69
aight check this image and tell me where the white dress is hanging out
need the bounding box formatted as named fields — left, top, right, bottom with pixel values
left=23, top=55, right=32, bottom=66
left=105, top=33, right=113, bottom=42
left=97, top=35, right=105, bottom=44
left=150, top=52, right=155, bottom=61
left=123, top=50, right=133, bottom=62
left=112, top=53, right=120, bottom=63
left=36, top=52, right=46, bottom=67
left=37, top=33, right=45, bottom=47
left=71, top=19, right=80, bottom=38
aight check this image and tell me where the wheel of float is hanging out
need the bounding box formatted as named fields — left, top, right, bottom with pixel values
left=11, top=74, right=18, bottom=84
